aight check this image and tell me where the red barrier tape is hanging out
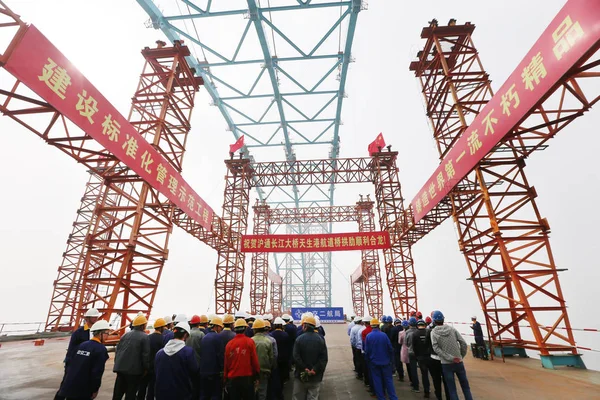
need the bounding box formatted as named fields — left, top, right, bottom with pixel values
left=448, top=321, right=600, bottom=333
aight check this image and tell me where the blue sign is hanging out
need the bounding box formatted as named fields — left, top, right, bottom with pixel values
left=291, top=307, right=344, bottom=323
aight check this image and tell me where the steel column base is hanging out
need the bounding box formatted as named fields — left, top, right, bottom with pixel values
left=493, top=347, right=528, bottom=358
left=539, top=354, right=586, bottom=370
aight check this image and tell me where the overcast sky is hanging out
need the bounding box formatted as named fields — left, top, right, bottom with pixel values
left=0, top=0, right=598, bottom=370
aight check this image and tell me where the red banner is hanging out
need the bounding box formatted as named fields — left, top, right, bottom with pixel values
left=241, top=232, right=391, bottom=253
left=4, top=25, right=214, bottom=230
left=411, top=0, right=600, bottom=223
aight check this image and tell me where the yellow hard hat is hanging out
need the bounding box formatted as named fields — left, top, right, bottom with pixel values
left=199, top=315, right=209, bottom=324
left=253, top=319, right=266, bottom=330
left=264, top=320, right=271, bottom=328
left=132, top=315, right=148, bottom=327
left=303, top=316, right=316, bottom=327
left=211, top=316, right=224, bottom=328
left=223, top=314, right=235, bottom=324
left=370, top=318, right=380, bottom=326
left=234, top=318, right=248, bottom=329
left=153, top=318, right=167, bottom=329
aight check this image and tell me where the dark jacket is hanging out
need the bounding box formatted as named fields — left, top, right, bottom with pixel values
left=317, top=326, right=326, bottom=337
left=365, top=329, right=394, bottom=366
left=64, top=325, right=90, bottom=365
left=471, top=321, right=484, bottom=337
left=58, top=339, right=109, bottom=398
left=220, top=328, right=236, bottom=347
left=113, top=328, right=150, bottom=375
left=293, top=330, right=328, bottom=382
left=198, top=331, right=225, bottom=376
left=244, top=325, right=254, bottom=338
left=148, top=332, right=165, bottom=371
left=270, top=329, right=291, bottom=363
left=412, top=328, right=430, bottom=359
left=285, top=323, right=297, bottom=343
left=162, top=329, right=174, bottom=346
left=155, top=340, right=199, bottom=400
left=390, top=325, right=403, bottom=349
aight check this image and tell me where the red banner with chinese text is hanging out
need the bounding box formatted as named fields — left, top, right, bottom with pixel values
left=4, top=25, right=214, bottom=230
left=411, top=0, right=600, bottom=223
left=241, top=232, right=391, bottom=253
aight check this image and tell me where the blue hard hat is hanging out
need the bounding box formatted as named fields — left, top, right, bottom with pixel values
left=401, top=320, right=409, bottom=328
left=432, top=310, right=444, bottom=322
left=409, top=317, right=418, bottom=326
left=382, top=316, right=389, bottom=323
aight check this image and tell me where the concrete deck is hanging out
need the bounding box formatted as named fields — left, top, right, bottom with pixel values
left=0, top=324, right=599, bottom=399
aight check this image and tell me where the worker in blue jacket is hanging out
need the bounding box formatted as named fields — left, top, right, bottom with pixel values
left=365, top=318, right=398, bottom=400
left=155, top=321, right=199, bottom=400
left=56, top=320, right=110, bottom=400
left=198, top=316, right=225, bottom=399
left=54, top=307, right=101, bottom=400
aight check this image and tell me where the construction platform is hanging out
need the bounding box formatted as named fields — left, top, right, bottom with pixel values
left=0, top=324, right=598, bottom=399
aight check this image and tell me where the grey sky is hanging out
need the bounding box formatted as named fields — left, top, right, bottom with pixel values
left=0, top=0, right=597, bottom=369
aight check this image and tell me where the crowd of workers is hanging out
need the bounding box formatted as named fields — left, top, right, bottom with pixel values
left=53, top=308, right=328, bottom=400
left=348, top=310, right=480, bottom=400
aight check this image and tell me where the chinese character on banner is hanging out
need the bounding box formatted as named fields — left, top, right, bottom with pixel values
left=202, top=209, right=210, bottom=223
left=187, top=194, right=195, bottom=210
left=140, top=150, right=153, bottom=173
left=348, top=236, right=355, bottom=247
left=341, top=237, right=348, bottom=247
left=258, top=239, right=264, bottom=249
left=264, top=239, right=271, bottom=249
left=122, top=134, right=139, bottom=159
left=327, top=310, right=333, bottom=317
left=416, top=199, right=422, bottom=214
left=421, top=191, right=429, bottom=206
left=101, top=114, right=121, bottom=142
left=167, top=176, right=178, bottom=195
left=468, top=130, right=482, bottom=155
left=156, top=164, right=167, bottom=184
left=436, top=172, right=445, bottom=191
left=75, top=89, right=98, bottom=124
left=195, top=202, right=203, bottom=217
left=334, top=237, right=341, bottom=247
left=552, top=15, right=584, bottom=60
left=327, top=237, right=334, bottom=247
left=445, top=160, right=455, bottom=179
left=501, top=84, right=520, bottom=116
left=356, top=236, right=362, bottom=246
left=38, top=58, right=71, bottom=99
left=482, top=109, right=498, bottom=136
left=178, top=187, right=187, bottom=202
left=251, top=239, right=257, bottom=248
left=522, top=52, right=547, bottom=91
left=428, top=183, right=436, bottom=200
left=292, top=239, right=299, bottom=248
left=244, top=239, right=250, bottom=248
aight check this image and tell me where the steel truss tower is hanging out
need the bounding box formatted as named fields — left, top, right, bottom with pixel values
left=409, top=20, right=599, bottom=358
left=251, top=200, right=270, bottom=314
left=356, top=196, right=383, bottom=318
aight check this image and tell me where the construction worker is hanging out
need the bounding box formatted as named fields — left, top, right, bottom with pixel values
left=244, top=315, right=255, bottom=338
left=270, top=317, right=291, bottom=399
left=347, top=315, right=356, bottom=336
left=315, top=316, right=325, bottom=338
left=350, top=316, right=365, bottom=380
left=292, top=315, right=328, bottom=399
left=365, top=318, right=398, bottom=400
left=470, top=316, right=485, bottom=352
left=198, top=316, right=225, bottom=399
left=187, top=314, right=206, bottom=398
left=430, top=311, right=473, bottom=400
left=252, top=319, right=275, bottom=400
left=54, top=308, right=101, bottom=400
left=412, top=319, right=432, bottom=398
left=162, top=315, right=174, bottom=345
left=389, top=318, right=405, bottom=382
left=56, top=320, right=110, bottom=399
left=282, top=313, right=297, bottom=381
left=381, top=316, right=393, bottom=338
left=137, top=318, right=167, bottom=400
left=398, top=320, right=412, bottom=387
left=113, top=314, right=150, bottom=400
left=361, top=315, right=374, bottom=393
left=154, top=321, right=199, bottom=400
left=221, top=314, right=236, bottom=346
left=426, top=311, right=450, bottom=400
left=263, top=319, right=280, bottom=399
left=174, top=314, right=188, bottom=325
left=224, top=319, right=260, bottom=400
left=405, top=316, right=420, bottom=393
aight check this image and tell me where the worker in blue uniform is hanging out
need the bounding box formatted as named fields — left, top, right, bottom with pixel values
left=198, top=316, right=225, bottom=399
left=54, top=307, right=101, bottom=400
left=365, top=318, right=398, bottom=400
left=56, top=319, right=110, bottom=400
left=154, top=321, right=199, bottom=400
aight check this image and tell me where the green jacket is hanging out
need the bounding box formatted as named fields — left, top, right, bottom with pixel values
left=252, top=333, right=275, bottom=375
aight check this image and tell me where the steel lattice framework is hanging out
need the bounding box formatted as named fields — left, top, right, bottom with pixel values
left=137, top=0, right=365, bottom=308
left=408, top=20, right=600, bottom=358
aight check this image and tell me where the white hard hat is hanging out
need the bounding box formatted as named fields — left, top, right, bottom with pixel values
left=266, top=313, right=273, bottom=320
left=315, top=316, right=321, bottom=328
left=163, top=315, right=173, bottom=324
left=90, top=320, right=110, bottom=332
left=84, top=308, right=101, bottom=317
left=355, top=316, right=362, bottom=322
left=363, top=316, right=371, bottom=322
left=281, top=313, right=291, bottom=321
left=174, top=321, right=191, bottom=334
left=235, top=311, right=246, bottom=319
left=306, top=312, right=314, bottom=318
left=274, top=317, right=285, bottom=325
left=174, top=314, right=188, bottom=323
left=471, top=316, right=477, bottom=320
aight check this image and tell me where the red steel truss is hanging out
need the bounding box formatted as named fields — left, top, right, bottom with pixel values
left=356, top=196, right=383, bottom=318
left=409, top=20, right=600, bottom=354
left=350, top=267, right=365, bottom=316
left=269, top=267, right=283, bottom=316
left=215, top=157, right=252, bottom=313
left=250, top=200, right=270, bottom=314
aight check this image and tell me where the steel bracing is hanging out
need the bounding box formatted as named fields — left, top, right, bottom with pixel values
left=356, top=197, right=383, bottom=318
left=137, top=0, right=365, bottom=308
left=409, top=21, right=600, bottom=355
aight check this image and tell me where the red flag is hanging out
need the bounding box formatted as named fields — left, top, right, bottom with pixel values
left=368, top=133, right=386, bottom=155
left=229, top=135, right=244, bottom=153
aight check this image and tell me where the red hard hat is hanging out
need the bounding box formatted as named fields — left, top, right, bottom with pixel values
left=410, top=310, right=417, bottom=317
left=416, top=311, right=423, bottom=319
left=190, top=315, right=201, bottom=324
left=425, top=316, right=432, bottom=324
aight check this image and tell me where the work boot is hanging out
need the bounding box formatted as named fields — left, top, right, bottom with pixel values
left=411, top=388, right=421, bottom=393
left=424, top=392, right=430, bottom=398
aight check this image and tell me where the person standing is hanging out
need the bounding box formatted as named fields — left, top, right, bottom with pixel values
left=245, top=315, right=255, bottom=338
left=252, top=319, right=275, bottom=400
left=365, top=318, right=398, bottom=400
left=224, top=319, right=260, bottom=400
left=292, top=316, right=328, bottom=400
left=283, top=314, right=297, bottom=382
left=161, top=315, right=174, bottom=345
left=221, top=314, right=236, bottom=347
left=361, top=315, right=374, bottom=393
left=389, top=318, right=404, bottom=382
left=113, top=315, right=150, bottom=400
left=56, top=320, right=110, bottom=400
left=398, top=320, right=412, bottom=387
left=349, top=316, right=363, bottom=379
left=470, top=316, right=485, bottom=351
left=431, top=311, right=473, bottom=400
left=405, top=317, right=420, bottom=393
left=426, top=312, right=450, bottom=400
left=270, top=317, right=290, bottom=400
left=347, top=315, right=356, bottom=336
left=137, top=318, right=167, bottom=400
left=54, top=308, right=101, bottom=400
left=198, top=317, right=225, bottom=400
left=412, top=320, right=431, bottom=398
left=154, top=322, right=198, bottom=400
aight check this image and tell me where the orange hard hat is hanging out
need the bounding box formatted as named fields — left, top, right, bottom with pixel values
left=253, top=319, right=266, bottom=330
left=223, top=314, right=235, bottom=324
left=153, top=318, right=167, bottom=329
left=199, top=315, right=209, bottom=324
left=303, top=316, right=316, bottom=327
